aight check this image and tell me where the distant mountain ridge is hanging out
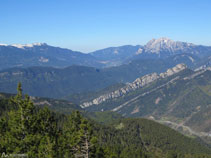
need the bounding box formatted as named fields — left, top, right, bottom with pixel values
left=0, top=43, right=103, bottom=70
left=90, top=37, right=211, bottom=66
left=0, top=56, right=197, bottom=99
left=1, top=37, right=211, bottom=70
left=90, top=45, right=143, bottom=67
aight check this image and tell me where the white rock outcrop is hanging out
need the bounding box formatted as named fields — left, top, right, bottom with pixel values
left=81, top=64, right=187, bottom=108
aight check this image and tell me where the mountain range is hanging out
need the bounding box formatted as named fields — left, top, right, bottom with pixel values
left=1, top=37, right=211, bottom=70
left=2, top=62, right=209, bottom=144
left=0, top=43, right=103, bottom=70
left=0, top=37, right=211, bottom=147
left=78, top=65, right=211, bottom=143
left=0, top=58, right=201, bottom=98
left=0, top=37, right=211, bottom=99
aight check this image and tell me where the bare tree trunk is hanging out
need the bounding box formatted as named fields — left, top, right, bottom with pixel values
left=85, top=132, right=89, bottom=158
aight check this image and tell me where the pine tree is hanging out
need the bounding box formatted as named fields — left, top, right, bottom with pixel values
left=4, top=82, right=37, bottom=154
left=0, top=83, right=59, bottom=157
left=61, top=111, right=102, bottom=158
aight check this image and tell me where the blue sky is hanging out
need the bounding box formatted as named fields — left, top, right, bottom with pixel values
left=1, top=0, right=211, bottom=52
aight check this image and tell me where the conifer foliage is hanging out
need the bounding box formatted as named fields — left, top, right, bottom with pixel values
left=0, top=83, right=211, bottom=158
left=0, top=83, right=102, bottom=158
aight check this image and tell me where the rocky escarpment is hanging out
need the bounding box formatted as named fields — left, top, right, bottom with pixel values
left=81, top=64, right=187, bottom=108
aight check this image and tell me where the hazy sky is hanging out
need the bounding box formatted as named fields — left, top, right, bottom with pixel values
left=1, top=0, right=211, bottom=52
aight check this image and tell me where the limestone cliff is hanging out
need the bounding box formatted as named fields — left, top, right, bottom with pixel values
left=81, top=64, right=187, bottom=108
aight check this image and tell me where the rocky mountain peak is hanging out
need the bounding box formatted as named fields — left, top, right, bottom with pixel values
left=147, top=37, right=173, bottom=45
left=144, top=37, right=195, bottom=54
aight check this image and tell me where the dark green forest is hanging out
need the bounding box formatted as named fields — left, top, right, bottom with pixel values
left=0, top=83, right=211, bottom=158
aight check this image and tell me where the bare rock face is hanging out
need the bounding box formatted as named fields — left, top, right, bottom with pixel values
left=81, top=64, right=187, bottom=108
left=160, top=64, right=187, bottom=78
left=144, top=37, right=194, bottom=54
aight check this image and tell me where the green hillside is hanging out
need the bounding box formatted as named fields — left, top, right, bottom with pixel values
left=0, top=58, right=193, bottom=99
left=0, top=86, right=211, bottom=157
left=84, top=69, right=211, bottom=141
